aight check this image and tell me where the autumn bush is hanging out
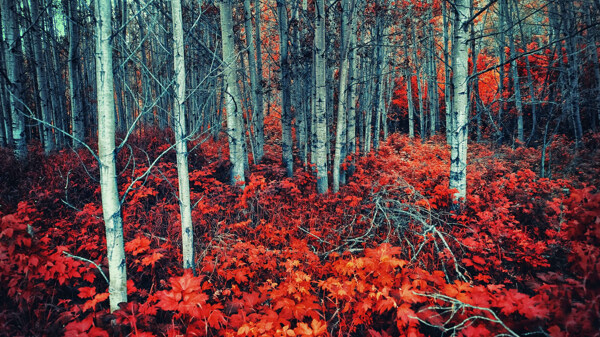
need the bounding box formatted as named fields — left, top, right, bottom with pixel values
left=0, top=132, right=598, bottom=336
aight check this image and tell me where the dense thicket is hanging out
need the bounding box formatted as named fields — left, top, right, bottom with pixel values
left=1, top=0, right=599, bottom=336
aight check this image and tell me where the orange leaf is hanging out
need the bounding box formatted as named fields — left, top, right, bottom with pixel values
left=294, top=322, right=312, bottom=336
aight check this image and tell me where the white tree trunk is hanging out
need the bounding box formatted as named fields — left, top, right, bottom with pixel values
left=346, top=5, right=358, bottom=175
left=332, top=0, right=354, bottom=193
left=314, top=0, right=328, bottom=194
left=449, top=0, right=470, bottom=202
left=442, top=0, right=452, bottom=143
left=405, top=68, right=415, bottom=139
left=373, top=25, right=389, bottom=150
left=412, top=26, right=426, bottom=142
left=243, top=0, right=264, bottom=163
left=220, top=0, right=246, bottom=187
left=171, top=0, right=194, bottom=271
left=95, top=0, right=127, bottom=311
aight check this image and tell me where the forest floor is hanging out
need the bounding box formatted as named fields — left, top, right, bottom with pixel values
left=0, top=131, right=599, bottom=337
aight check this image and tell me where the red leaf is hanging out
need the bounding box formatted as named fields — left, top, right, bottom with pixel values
left=78, top=286, right=96, bottom=299
left=472, top=256, right=486, bottom=265
left=396, top=303, right=416, bottom=329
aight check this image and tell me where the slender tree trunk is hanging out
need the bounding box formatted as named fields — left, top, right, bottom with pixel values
left=47, top=6, right=67, bottom=148
left=469, top=5, right=482, bottom=143
left=243, top=0, right=264, bottom=163
left=314, top=0, right=328, bottom=193
left=449, top=0, right=470, bottom=202
left=384, top=73, right=393, bottom=140
left=502, top=0, right=524, bottom=144
left=293, top=6, right=309, bottom=167
left=512, top=0, right=537, bottom=144
left=346, top=6, right=358, bottom=175
left=95, top=0, right=127, bottom=312
left=333, top=0, right=353, bottom=193
left=443, top=0, right=452, bottom=143
left=277, top=0, right=293, bottom=177
left=496, top=4, right=506, bottom=145
left=1, top=0, right=27, bottom=160
left=0, top=63, right=6, bottom=146
left=171, top=0, right=194, bottom=272
left=427, top=0, right=438, bottom=135
left=373, top=22, right=389, bottom=151
left=220, top=0, right=246, bottom=187
left=406, top=69, right=416, bottom=139
left=412, top=26, right=426, bottom=142
left=586, top=8, right=600, bottom=129
left=560, top=1, right=583, bottom=146
left=254, top=2, right=265, bottom=162
left=29, top=0, right=54, bottom=153
left=68, top=0, right=84, bottom=148
left=0, top=14, right=12, bottom=147
left=0, top=92, right=6, bottom=147
left=362, top=55, right=374, bottom=154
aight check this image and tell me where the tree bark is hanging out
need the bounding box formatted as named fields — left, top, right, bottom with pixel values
left=29, top=0, right=54, bottom=154
left=373, top=22, right=389, bottom=151
left=243, top=0, right=264, bottom=163
left=277, top=0, right=293, bottom=177
left=443, top=0, right=452, bottom=143
left=68, top=0, right=85, bottom=148
left=220, top=0, right=246, bottom=187
left=346, top=4, right=358, bottom=175
left=95, top=0, right=127, bottom=312
left=314, top=0, right=328, bottom=193
left=412, top=26, right=426, bottom=142
left=332, top=0, right=354, bottom=193
left=449, top=0, right=470, bottom=202
left=171, top=0, right=194, bottom=272
left=502, top=0, right=524, bottom=144
left=0, top=15, right=10, bottom=147
left=254, top=0, right=265, bottom=162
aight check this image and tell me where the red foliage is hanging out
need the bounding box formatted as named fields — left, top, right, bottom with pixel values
left=0, top=132, right=598, bottom=336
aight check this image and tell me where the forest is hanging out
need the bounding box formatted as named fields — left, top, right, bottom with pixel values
left=0, top=0, right=599, bottom=336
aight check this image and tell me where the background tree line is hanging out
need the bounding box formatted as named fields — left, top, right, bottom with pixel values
left=1, top=0, right=598, bottom=191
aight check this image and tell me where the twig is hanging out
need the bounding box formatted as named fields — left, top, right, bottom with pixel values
left=63, top=251, right=109, bottom=285
left=413, top=291, right=520, bottom=337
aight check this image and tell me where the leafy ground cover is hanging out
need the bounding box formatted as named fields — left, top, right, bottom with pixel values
left=0, top=131, right=598, bottom=336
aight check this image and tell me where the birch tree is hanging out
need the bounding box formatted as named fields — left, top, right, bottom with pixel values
left=345, top=3, right=359, bottom=176
left=29, top=0, right=54, bottom=154
left=0, top=13, right=12, bottom=148
left=449, top=0, right=470, bottom=202
left=332, top=0, right=354, bottom=193
left=220, top=0, right=246, bottom=187
left=243, top=0, right=264, bottom=163
left=1, top=0, right=27, bottom=160
left=277, top=0, right=293, bottom=177
left=442, top=0, right=452, bottom=143
left=502, top=0, right=524, bottom=144
left=171, top=0, right=194, bottom=271
left=95, top=0, right=127, bottom=311
left=314, top=0, right=328, bottom=194
left=68, top=0, right=84, bottom=148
